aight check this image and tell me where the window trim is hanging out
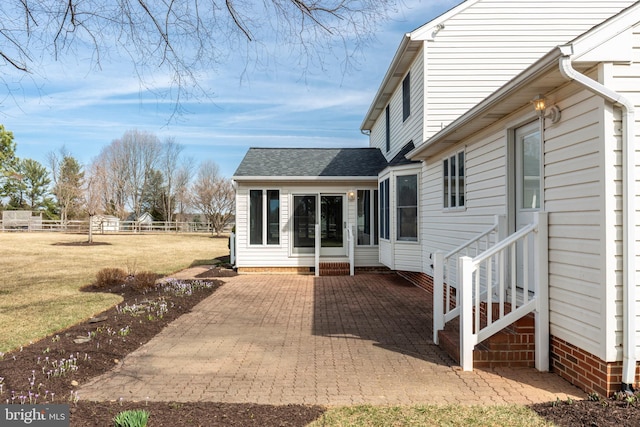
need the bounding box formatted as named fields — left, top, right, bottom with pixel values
left=248, top=189, right=280, bottom=246
left=396, top=173, right=418, bottom=242
left=443, top=149, right=466, bottom=211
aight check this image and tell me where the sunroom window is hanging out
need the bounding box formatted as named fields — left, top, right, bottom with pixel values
left=357, top=189, right=379, bottom=246
left=396, top=174, right=417, bottom=241
left=249, top=189, right=280, bottom=245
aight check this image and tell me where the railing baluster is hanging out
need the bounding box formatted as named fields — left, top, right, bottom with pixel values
left=487, top=257, right=492, bottom=326
left=474, top=268, right=480, bottom=334
left=499, top=248, right=505, bottom=318
left=511, top=243, right=516, bottom=310
left=523, top=233, right=529, bottom=305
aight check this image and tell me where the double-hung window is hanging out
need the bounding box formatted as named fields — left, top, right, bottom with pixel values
left=396, top=174, right=418, bottom=241
left=357, top=189, right=379, bottom=246
left=443, top=150, right=465, bottom=209
left=379, top=179, right=390, bottom=240
left=249, top=189, right=280, bottom=245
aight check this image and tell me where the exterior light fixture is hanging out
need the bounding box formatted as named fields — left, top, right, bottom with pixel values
left=531, top=94, right=561, bottom=124
left=347, top=190, right=356, bottom=201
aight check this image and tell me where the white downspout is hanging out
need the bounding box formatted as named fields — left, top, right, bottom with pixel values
left=558, top=44, right=637, bottom=392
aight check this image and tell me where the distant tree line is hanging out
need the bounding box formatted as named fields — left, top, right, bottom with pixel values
left=0, top=125, right=234, bottom=236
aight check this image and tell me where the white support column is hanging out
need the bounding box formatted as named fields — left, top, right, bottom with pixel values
left=460, top=255, right=475, bottom=371
left=433, top=251, right=445, bottom=344
left=315, top=224, right=320, bottom=277
left=230, top=232, right=236, bottom=266
left=349, top=225, right=355, bottom=276
left=534, top=212, right=549, bottom=372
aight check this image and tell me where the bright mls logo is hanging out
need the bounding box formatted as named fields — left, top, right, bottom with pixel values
left=1, top=405, right=69, bottom=426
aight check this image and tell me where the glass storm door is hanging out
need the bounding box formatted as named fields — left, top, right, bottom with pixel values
left=320, top=195, right=345, bottom=256
left=292, top=194, right=345, bottom=256
left=293, top=195, right=316, bottom=253
left=514, top=121, right=541, bottom=290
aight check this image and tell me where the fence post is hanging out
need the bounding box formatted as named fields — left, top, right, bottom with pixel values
left=534, top=212, right=549, bottom=371
left=433, top=251, right=445, bottom=344
left=460, top=255, right=475, bottom=371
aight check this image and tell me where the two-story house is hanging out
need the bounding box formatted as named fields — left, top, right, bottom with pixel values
left=233, top=0, right=640, bottom=395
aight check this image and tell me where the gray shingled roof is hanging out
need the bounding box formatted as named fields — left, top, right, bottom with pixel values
left=233, top=148, right=388, bottom=178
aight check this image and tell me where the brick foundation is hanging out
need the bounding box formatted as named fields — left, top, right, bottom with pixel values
left=551, top=335, right=640, bottom=396
left=237, top=266, right=313, bottom=274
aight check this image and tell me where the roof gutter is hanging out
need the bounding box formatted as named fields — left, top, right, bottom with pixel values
left=558, top=44, right=637, bottom=393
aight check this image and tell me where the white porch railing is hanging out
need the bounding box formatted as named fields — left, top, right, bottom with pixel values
left=433, top=215, right=506, bottom=344
left=434, top=212, right=549, bottom=372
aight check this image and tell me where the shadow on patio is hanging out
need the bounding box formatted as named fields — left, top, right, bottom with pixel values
left=311, top=273, right=452, bottom=365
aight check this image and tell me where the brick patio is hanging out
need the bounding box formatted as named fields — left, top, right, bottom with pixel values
left=79, top=273, right=583, bottom=405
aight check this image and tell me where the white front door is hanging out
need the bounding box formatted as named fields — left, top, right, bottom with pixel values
left=514, top=121, right=542, bottom=290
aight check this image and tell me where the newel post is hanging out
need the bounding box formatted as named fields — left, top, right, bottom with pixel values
left=433, top=251, right=445, bottom=344
left=459, top=255, right=475, bottom=371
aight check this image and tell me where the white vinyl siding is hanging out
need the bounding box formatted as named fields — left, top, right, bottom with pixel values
left=418, top=0, right=636, bottom=139
left=608, top=26, right=640, bottom=360
left=369, top=49, right=425, bottom=162
left=235, top=182, right=383, bottom=269
left=422, top=128, right=507, bottom=278
left=543, top=88, right=609, bottom=359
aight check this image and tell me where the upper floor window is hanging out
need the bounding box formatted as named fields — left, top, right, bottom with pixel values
left=379, top=178, right=390, bottom=240
left=396, top=174, right=417, bottom=241
left=385, top=105, right=391, bottom=152
left=443, top=151, right=465, bottom=209
left=249, top=189, right=280, bottom=245
left=357, top=189, right=379, bottom=246
left=402, top=72, right=411, bottom=121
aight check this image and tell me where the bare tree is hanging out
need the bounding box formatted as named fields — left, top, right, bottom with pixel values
left=91, top=141, right=129, bottom=218
left=85, top=161, right=106, bottom=243
left=174, top=158, right=195, bottom=224
left=49, top=148, right=84, bottom=227
left=0, top=1, right=398, bottom=112
left=191, top=160, right=235, bottom=236
left=119, top=130, right=162, bottom=219
left=159, top=138, right=184, bottom=223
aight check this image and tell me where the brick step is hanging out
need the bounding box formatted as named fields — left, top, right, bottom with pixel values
left=319, top=262, right=350, bottom=276
left=437, top=313, right=535, bottom=368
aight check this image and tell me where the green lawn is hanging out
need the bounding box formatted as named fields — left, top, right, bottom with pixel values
left=0, top=232, right=229, bottom=353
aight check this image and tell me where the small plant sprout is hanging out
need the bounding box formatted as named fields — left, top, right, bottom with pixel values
left=113, top=409, right=150, bottom=427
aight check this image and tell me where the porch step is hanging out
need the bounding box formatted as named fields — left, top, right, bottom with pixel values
left=438, top=313, right=535, bottom=368
left=319, top=262, right=350, bottom=276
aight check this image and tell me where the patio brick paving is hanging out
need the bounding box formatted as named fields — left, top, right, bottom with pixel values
left=79, top=273, right=583, bottom=405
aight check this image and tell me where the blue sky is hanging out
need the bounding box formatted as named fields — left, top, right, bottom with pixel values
left=2, top=1, right=462, bottom=178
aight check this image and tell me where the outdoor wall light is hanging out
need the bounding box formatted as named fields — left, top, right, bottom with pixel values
left=347, top=190, right=356, bottom=201
left=532, top=94, right=561, bottom=123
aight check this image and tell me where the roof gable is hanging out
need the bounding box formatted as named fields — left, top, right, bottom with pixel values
left=233, top=148, right=388, bottom=179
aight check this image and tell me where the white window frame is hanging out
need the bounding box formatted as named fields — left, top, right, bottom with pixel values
left=248, top=189, right=280, bottom=246
left=396, top=173, right=418, bottom=242
left=443, top=149, right=466, bottom=211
